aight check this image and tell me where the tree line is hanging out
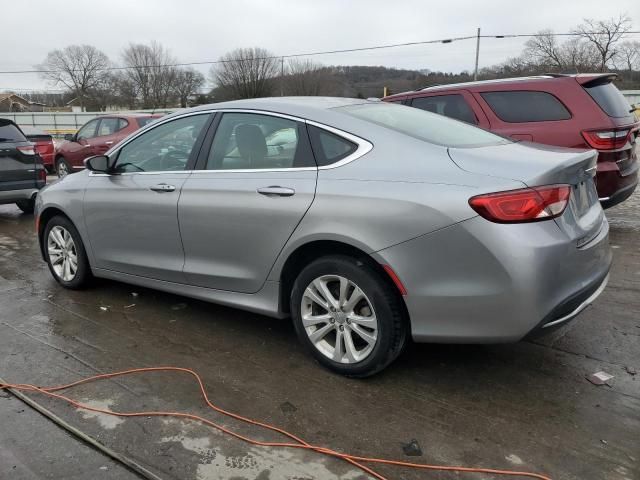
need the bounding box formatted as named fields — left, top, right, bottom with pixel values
left=30, top=13, right=640, bottom=111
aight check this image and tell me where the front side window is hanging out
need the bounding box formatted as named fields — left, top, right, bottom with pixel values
left=76, top=119, right=99, bottom=140
left=205, top=113, right=314, bottom=170
left=97, top=118, right=121, bottom=137
left=114, top=114, right=209, bottom=173
left=480, top=91, right=571, bottom=123
left=411, top=94, right=477, bottom=124
left=339, top=102, right=508, bottom=148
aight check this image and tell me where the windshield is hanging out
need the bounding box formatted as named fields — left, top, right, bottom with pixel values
left=337, top=102, right=510, bottom=148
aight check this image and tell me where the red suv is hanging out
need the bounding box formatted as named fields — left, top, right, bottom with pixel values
left=384, top=74, right=639, bottom=208
left=56, top=114, right=163, bottom=177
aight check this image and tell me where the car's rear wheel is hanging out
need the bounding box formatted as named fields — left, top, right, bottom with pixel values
left=44, top=216, right=92, bottom=289
left=15, top=197, right=35, bottom=214
left=56, top=157, right=71, bottom=178
left=290, top=255, right=407, bottom=377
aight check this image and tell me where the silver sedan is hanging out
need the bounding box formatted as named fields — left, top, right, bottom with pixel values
left=35, top=97, right=611, bottom=376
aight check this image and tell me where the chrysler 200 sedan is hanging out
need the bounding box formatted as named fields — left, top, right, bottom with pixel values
left=35, top=97, right=612, bottom=377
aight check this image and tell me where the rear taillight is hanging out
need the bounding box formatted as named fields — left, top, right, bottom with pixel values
left=469, top=185, right=571, bottom=223
left=39, top=169, right=47, bottom=183
left=16, top=145, right=36, bottom=155
left=581, top=129, right=631, bottom=150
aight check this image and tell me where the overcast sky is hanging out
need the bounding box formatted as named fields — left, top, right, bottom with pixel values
left=2, top=0, right=638, bottom=91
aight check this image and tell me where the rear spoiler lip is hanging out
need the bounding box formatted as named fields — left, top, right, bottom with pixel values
left=574, top=73, right=618, bottom=87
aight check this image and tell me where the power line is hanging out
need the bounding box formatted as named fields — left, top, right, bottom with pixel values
left=3, top=29, right=639, bottom=76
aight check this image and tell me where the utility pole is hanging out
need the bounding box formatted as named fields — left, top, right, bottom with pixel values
left=280, top=57, right=285, bottom=96
left=473, top=27, right=481, bottom=81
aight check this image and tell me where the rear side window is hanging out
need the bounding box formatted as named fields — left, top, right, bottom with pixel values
left=0, top=121, right=27, bottom=142
left=308, top=125, right=357, bottom=166
left=583, top=82, right=632, bottom=118
left=480, top=91, right=571, bottom=123
left=411, top=94, right=477, bottom=124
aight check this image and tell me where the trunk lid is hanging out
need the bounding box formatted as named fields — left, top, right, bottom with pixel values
left=449, top=142, right=604, bottom=247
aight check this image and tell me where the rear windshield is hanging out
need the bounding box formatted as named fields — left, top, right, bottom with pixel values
left=0, top=121, right=27, bottom=142
left=583, top=82, right=632, bottom=118
left=338, top=103, right=509, bottom=148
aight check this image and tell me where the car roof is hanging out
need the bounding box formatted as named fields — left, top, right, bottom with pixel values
left=178, top=97, right=373, bottom=122
left=385, top=73, right=614, bottom=99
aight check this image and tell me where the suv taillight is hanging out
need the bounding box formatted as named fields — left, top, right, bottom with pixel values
left=16, top=145, right=36, bottom=155
left=469, top=185, right=571, bottom=223
left=581, top=128, right=631, bottom=150
left=39, top=169, right=47, bottom=183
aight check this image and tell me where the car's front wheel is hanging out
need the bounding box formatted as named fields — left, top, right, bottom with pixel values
left=56, top=157, right=72, bottom=178
left=290, top=255, right=407, bottom=377
left=44, top=216, right=92, bottom=289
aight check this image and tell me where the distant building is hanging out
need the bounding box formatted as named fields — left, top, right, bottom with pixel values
left=0, top=93, right=31, bottom=112
left=0, top=93, right=48, bottom=112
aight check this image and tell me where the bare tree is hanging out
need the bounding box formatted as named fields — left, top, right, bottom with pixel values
left=523, top=31, right=565, bottom=70
left=574, top=14, right=633, bottom=71
left=173, top=68, right=205, bottom=107
left=523, top=31, right=600, bottom=72
left=212, top=47, right=279, bottom=99
left=121, top=42, right=179, bottom=108
left=39, top=45, right=109, bottom=110
left=284, top=59, right=329, bottom=95
left=615, top=41, right=640, bottom=71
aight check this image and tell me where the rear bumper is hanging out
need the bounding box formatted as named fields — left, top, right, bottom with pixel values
left=0, top=188, right=39, bottom=204
left=373, top=215, right=612, bottom=343
left=596, top=152, right=638, bottom=209
left=526, top=271, right=609, bottom=337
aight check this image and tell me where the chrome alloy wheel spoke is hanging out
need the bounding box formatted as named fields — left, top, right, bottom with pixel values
left=301, top=275, right=378, bottom=364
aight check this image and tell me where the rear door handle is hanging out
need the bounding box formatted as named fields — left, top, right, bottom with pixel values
left=105, top=141, right=114, bottom=145
left=257, top=186, right=295, bottom=197
left=149, top=183, right=176, bottom=193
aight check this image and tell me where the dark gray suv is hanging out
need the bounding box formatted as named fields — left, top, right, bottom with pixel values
left=0, top=119, right=46, bottom=213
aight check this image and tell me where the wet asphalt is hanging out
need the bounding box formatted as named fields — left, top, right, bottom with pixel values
left=0, top=186, right=638, bottom=480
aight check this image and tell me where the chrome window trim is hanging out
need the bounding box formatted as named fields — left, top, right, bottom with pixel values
left=102, top=108, right=373, bottom=175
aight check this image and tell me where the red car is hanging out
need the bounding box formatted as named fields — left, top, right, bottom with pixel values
left=21, top=126, right=55, bottom=172
left=384, top=74, right=639, bottom=208
left=56, top=114, right=163, bottom=177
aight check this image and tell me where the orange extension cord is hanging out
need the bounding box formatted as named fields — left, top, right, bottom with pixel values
left=0, top=367, right=552, bottom=480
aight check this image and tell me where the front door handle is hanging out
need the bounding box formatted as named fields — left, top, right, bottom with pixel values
left=257, top=186, right=295, bottom=197
left=149, top=183, right=176, bottom=193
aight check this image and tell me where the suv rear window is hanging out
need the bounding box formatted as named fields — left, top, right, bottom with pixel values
left=338, top=102, right=509, bottom=148
left=411, top=94, right=477, bottom=124
left=583, top=82, right=632, bottom=118
left=0, top=121, right=27, bottom=142
left=480, top=91, right=571, bottom=123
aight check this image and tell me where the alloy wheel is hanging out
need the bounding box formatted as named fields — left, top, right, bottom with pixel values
left=47, top=226, right=78, bottom=282
left=57, top=160, right=69, bottom=178
left=301, top=275, right=378, bottom=364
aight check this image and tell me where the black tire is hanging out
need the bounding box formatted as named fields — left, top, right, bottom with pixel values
left=56, top=157, right=72, bottom=178
left=290, top=255, right=407, bottom=377
left=43, top=215, right=92, bottom=289
left=15, top=197, right=35, bottom=214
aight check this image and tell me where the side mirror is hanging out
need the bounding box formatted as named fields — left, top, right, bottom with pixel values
left=64, top=133, right=76, bottom=142
left=84, top=155, right=112, bottom=173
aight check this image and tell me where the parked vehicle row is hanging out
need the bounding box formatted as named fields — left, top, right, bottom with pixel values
left=35, top=97, right=612, bottom=376
left=55, top=114, right=162, bottom=177
left=384, top=73, right=639, bottom=208
left=0, top=119, right=47, bottom=213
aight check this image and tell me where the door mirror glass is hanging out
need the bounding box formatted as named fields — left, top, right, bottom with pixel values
left=84, top=155, right=112, bottom=173
left=64, top=133, right=76, bottom=142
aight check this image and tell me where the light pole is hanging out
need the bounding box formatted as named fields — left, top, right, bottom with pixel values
left=474, top=28, right=481, bottom=81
